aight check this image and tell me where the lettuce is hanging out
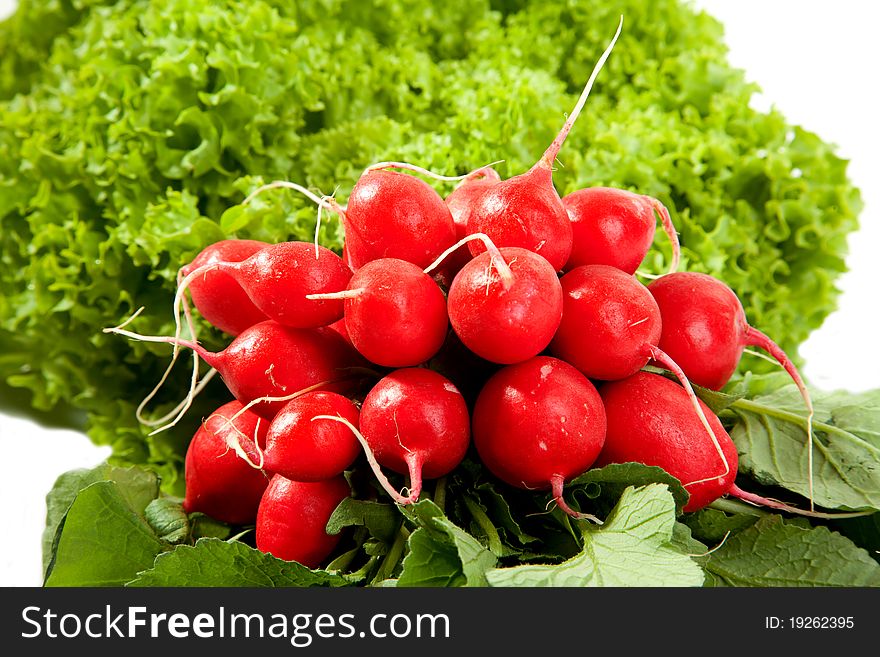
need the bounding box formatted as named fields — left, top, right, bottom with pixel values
left=0, top=0, right=861, bottom=487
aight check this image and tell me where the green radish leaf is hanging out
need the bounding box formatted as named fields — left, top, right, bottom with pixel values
left=704, top=515, right=880, bottom=587
left=45, top=481, right=167, bottom=587
left=683, top=507, right=760, bottom=543
left=398, top=500, right=497, bottom=587
left=144, top=498, right=190, bottom=545
left=128, top=538, right=350, bottom=587
left=326, top=498, right=399, bottom=544
left=727, top=386, right=880, bottom=510
left=474, top=482, right=538, bottom=546
left=485, top=484, right=704, bottom=587
left=830, top=513, right=880, bottom=563
left=670, top=522, right=708, bottom=556
left=42, top=463, right=160, bottom=574
left=397, top=529, right=466, bottom=588
left=189, top=512, right=232, bottom=541
left=567, top=462, right=690, bottom=514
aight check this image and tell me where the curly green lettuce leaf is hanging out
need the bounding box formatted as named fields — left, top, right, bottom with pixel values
left=0, top=0, right=861, bottom=490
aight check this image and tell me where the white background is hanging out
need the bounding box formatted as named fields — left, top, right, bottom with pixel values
left=1, top=0, right=879, bottom=585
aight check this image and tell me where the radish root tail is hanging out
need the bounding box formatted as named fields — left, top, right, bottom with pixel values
left=550, top=474, right=603, bottom=524
left=305, top=288, right=367, bottom=301
left=206, top=412, right=265, bottom=471
left=648, top=346, right=731, bottom=487
left=462, top=162, right=504, bottom=183
left=537, top=15, right=623, bottom=170
left=647, top=197, right=681, bottom=274
left=364, top=161, right=469, bottom=182
left=216, top=378, right=349, bottom=434
left=312, top=414, right=420, bottom=505
left=103, top=317, right=217, bottom=435
left=423, top=232, right=514, bottom=288
left=728, top=484, right=873, bottom=520
left=744, top=326, right=815, bottom=510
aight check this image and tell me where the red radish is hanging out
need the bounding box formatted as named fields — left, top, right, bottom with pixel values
left=177, top=241, right=352, bottom=330
left=308, top=258, right=448, bottom=368
left=471, top=356, right=606, bottom=521
left=562, top=187, right=681, bottom=274
left=647, top=270, right=817, bottom=506
left=647, top=272, right=809, bottom=394
left=182, top=400, right=269, bottom=525
left=342, top=168, right=457, bottom=270
left=182, top=239, right=271, bottom=335
left=263, top=391, right=361, bottom=482
left=597, top=371, right=868, bottom=520
left=316, top=368, right=470, bottom=504
left=436, top=166, right=502, bottom=283
left=465, top=19, right=623, bottom=272
left=446, top=245, right=563, bottom=364
left=256, top=474, right=350, bottom=567
left=597, top=372, right=738, bottom=512
left=325, top=317, right=353, bottom=346
left=105, top=319, right=364, bottom=420
left=549, top=264, right=732, bottom=487
left=447, top=167, right=502, bottom=241
left=551, top=264, right=663, bottom=381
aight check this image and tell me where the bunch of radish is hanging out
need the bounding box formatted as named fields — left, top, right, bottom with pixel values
left=106, top=18, right=838, bottom=571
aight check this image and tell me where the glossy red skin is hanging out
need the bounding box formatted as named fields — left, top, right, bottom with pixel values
left=263, top=392, right=361, bottom=482
left=256, top=475, right=350, bottom=567
left=359, top=368, right=470, bottom=479
left=648, top=272, right=747, bottom=390
left=596, top=371, right=739, bottom=512
left=437, top=171, right=502, bottom=282
left=343, top=258, right=448, bottom=367
left=466, top=168, right=573, bottom=272
left=550, top=264, right=661, bottom=380
left=448, top=247, right=563, bottom=364
left=344, top=170, right=457, bottom=270
left=227, top=241, right=352, bottom=329
left=202, top=321, right=364, bottom=420
left=472, top=356, right=606, bottom=490
left=182, top=400, right=270, bottom=525
left=563, top=187, right=657, bottom=274
left=184, top=239, right=270, bottom=336
left=325, top=317, right=353, bottom=346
